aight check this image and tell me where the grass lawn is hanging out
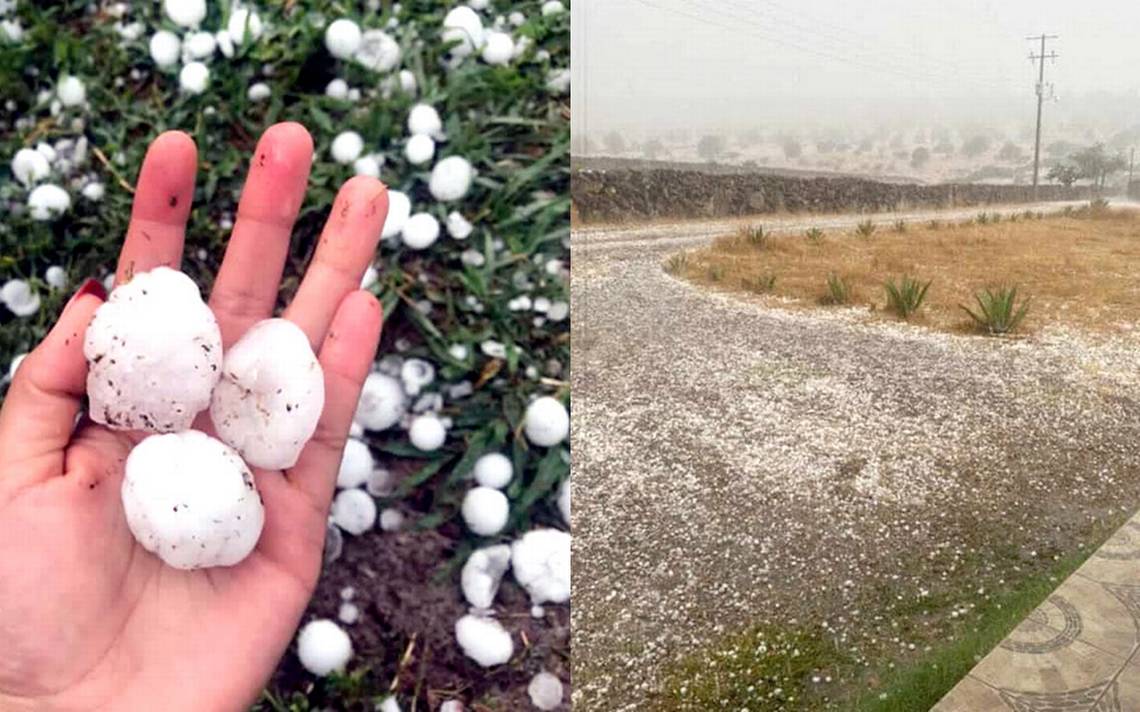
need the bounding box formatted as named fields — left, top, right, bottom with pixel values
left=672, top=205, right=1140, bottom=335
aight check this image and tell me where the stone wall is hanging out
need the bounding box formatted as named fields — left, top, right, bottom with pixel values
left=572, top=168, right=1085, bottom=223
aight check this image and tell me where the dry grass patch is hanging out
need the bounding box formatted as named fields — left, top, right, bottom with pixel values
left=678, top=210, right=1140, bottom=333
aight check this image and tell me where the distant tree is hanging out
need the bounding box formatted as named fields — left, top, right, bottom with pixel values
left=696, top=135, right=726, bottom=162
left=1071, top=143, right=1128, bottom=189
left=1046, top=163, right=1080, bottom=187
left=781, top=137, right=802, bottom=159
left=961, top=135, right=991, bottom=158
left=603, top=130, right=626, bottom=155
left=643, top=139, right=666, bottom=161
left=997, top=141, right=1025, bottom=163
left=910, top=146, right=930, bottom=169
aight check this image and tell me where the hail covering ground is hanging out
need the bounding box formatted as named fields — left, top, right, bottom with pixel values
left=0, top=0, right=568, bottom=708
left=572, top=204, right=1140, bottom=709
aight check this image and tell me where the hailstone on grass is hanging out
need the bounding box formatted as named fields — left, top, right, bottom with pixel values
left=27, top=183, right=70, bottom=221
left=179, top=61, right=210, bottom=94
left=401, top=212, right=440, bottom=250
left=354, top=372, right=406, bottom=431
left=461, top=544, right=512, bottom=609
left=331, top=488, right=377, bottom=535
left=11, top=147, right=49, bottom=187
left=330, top=131, right=364, bottom=164
left=337, top=438, right=374, bottom=489
left=462, top=486, right=509, bottom=536
left=165, top=0, right=206, bottom=28
left=429, top=156, right=473, bottom=202
left=325, top=18, right=362, bottom=59
left=407, top=103, right=442, bottom=138
left=122, top=431, right=265, bottom=569
left=511, top=528, right=571, bottom=605
left=82, top=182, right=105, bottom=201
left=353, top=155, right=381, bottom=178
left=355, top=29, right=400, bottom=72
left=149, top=30, right=181, bottom=67
left=227, top=6, right=263, bottom=45
left=404, top=133, right=434, bottom=165
left=545, top=68, right=569, bottom=94
left=446, top=211, right=473, bottom=239
left=43, top=265, right=66, bottom=290
left=56, top=75, right=86, bottom=107
left=455, top=615, right=513, bottom=667
left=210, top=318, right=325, bottom=470
left=84, top=267, right=221, bottom=431
left=408, top=413, right=446, bottom=450
left=557, top=477, right=570, bottom=527
left=1, top=280, right=39, bottom=317
left=247, top=82, right=271, bottom=101
left=380, top=190, right=411, bottom=239
left=442, top=6, right=485, bottom=58
left=541, top=0, right=566, bottom=16
left=325, top=78, right=349, bottom=100
left=473, top=452, right=512, bottom=489
left=524, top=396, right=569, bottom=446
left=297, top=619, right=353, bottom=676
left=481, top=32, right=513, bottom=65
left=528, top=672, right=564, bottom=711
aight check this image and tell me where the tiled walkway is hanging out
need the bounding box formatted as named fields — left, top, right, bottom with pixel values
left=934, top=512, right=1140, bottom=711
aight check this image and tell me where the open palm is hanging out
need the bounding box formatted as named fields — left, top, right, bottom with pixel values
left=0, top=124, right=388, bottom=712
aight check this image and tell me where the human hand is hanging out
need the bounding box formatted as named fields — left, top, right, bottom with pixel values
left=0, top=123, right=388, bottom=711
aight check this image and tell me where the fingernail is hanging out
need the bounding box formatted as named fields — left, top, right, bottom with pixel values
left=67, top=278, right=107, bottom=308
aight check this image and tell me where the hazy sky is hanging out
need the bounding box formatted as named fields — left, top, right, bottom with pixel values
left=571, top=0, right=1140, bottom=139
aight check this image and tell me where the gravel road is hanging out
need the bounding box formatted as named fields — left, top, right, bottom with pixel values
left=571, top=201, right=1140, bottom=710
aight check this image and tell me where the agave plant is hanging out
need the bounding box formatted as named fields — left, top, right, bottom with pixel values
left=883, top=275, right=931, bottom=319
left=855, top=219, right=876, bottom=238
left=960, top=286, right=1030, bottom=335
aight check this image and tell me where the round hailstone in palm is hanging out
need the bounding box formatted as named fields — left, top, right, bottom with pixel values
left=528, top=672, right=564, bottom=710
left=330, top=131, right=364, bottom=164
left=401, top=213, right=439, bottom=250
left=455, top=615, right=513, bottom=667
left=179, top=61, right=210, bottom=94
left=56, top=75, right=86, bottom=107
left=122, top=431, right=265, bottom=569
left=442, top=6, right=485, bottom=58
left=44, top=265, right=66, bottom=290
left=407, top=103, right=442, bottom=138
left=524, top=396, right=569, bottom=447
left=210, top=318, right=324, bottom=470
left=84, top=267, right=221, bottom=431
left=408, top=413, right=446, bottom=451
left=247, top=82, right=271, bottom=102
left=381, top=190, right=411, bottom=239
left=149, top=30, right=181, bottom=67
left=404, top=134, right=434, bottom=165
left=511, top=528, right=570, bottom=604
left=165, top=0, right=206, bottom=27
left=461, top=543, right=511, bottom=609
left=355, top=29, right=400, bottom=72
left=297, top=619, right=353, bottom=676
left=355, top=372, right=406, bottom=431
left=11, top=148, right=49, bottom=187
left=82, top=182, right=105, bottom=201
left=557, top=477, right=570, bottom=527
left=481, top=31, right=513, bottom=65
left=227, top=6, right=263, bottom=45
left=184, top=30, right=216, bottom=60
left=337, top=438, right=374, bottom=489
left=325, top=18, right=362, bottom=59
left=27, top=183, right=70, bottom=221
left=331, top=488, right=377, bottom=535
left=1, top=280, right=40, bottom=317
left=473, top=452, right=512, bottom=489
left=461, top=486, right=509, bottom=536
left=428, top=156, right=473, bottom=202
left=446, top=211, right=473, bottom=239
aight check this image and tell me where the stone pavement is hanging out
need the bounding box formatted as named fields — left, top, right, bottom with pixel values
left=934, top=511, right=1140, bottom=711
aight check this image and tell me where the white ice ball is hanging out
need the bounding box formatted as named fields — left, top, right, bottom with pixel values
left=408, top=413, right=446, bottom=451
left=247, top=82, right=271, bottom=101
left=210, top=319, right=325, bottom=470
left=337, top=438, right=374, bottom=489
left=407, top=103, right=442, bottom=138
left=404, top=133, right=434, bottom=165
left=325, top=18, right=362, bottom=59
left=353, top=155, right=381, bottom=178
left=381, top=190, right=411, bottom=239
left=297, top=619, right=353, bottom=676
left=184, top=30, right=216, bottom=59
left=149, top=30, right=181, bottom=67
left=528, top=672, right=564, bottom=710
left=461, top=544, right=511, bottom=609
left=330, top=131, right=364, bottom=164
left=541, top=1, right=565, bottom=17
left=227, top=6, right=263, bottom=44
left=401, top=212, right=440, bottom=250
left=44, top=265, right=67, bottom=290
left=331, top=488, right=377, bottom=535
left=462, top=486, right=509, bottom=536
left=179, top=61, right=210, bottom=94
left=511, top=528, right=571, bottom=605
left=56, top=75, right=86, bottom=107
left=165, top=0, right=206, bottom=28
left=1, top=280, right=40, bottom=317
left=481, top=32, right=513, bottom=65
left=524, top=396, right=569, bottom=446
left=428, top=156, right=473, bottom=202
left=455, top=615, right=513, bottom=667
left=325, top=78, right=349, bottom=100
left=27, top=182, right=70, bottom=221
left=122, top=431, right=264, bottom=569
left=11, top=148, right=49, bottom=187
left=446, top=211, right=473, bottom=239
left=354, top=29, right=400, bottom=72
left=354, top=372, right=407, bottom=431
left=442, top=6, right=485, bottom=58
left=473, top=452, right=513, bottom=489
left=81, top=181, right=105, bottom=201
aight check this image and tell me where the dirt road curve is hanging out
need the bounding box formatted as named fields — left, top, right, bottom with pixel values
left=570, top=201, right=1140, bottom=710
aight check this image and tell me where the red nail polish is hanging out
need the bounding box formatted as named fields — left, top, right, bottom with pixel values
left=67, top=278, right=107, bottom=308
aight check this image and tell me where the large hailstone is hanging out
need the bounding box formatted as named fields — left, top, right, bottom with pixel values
left=481, top=32, right=513, bottom=65
left=404, top=134, right=434, bottom=165
left=524, top=396, right=569, bottom=446
left=56, top=75, right=86, bottom=107
left=11, top=148, right=49, bottom=187
left=442, top=6, right=485, bottom=58
left=401, top=213, right=439, bottom=250
left=84, top=267, right=221, bottom=432
left=354, top=372, right=406, bottom=431
left=512, top=528, right=571, bottom=605
left=337, top=438, right=374, bottom=488
left=227, top=6, right=263, bottom=44
left=355, top=29, right=400, bottom=72
left=462, top=486, right=509, bottom=536
left=331, top=131, right=364, bottom=164
left=210, top=318, right=325, bottom=470
left=528, top=672, right=564, bottom=711
left=461, top=544, right=512, bottom=609
left=165, top=0, right=206, bottom=27
left=1, top=279, right=40, bottom=317
left=122, top=431, right=265, bottom=569
left=325, top=18, right=362, bottom=59
left=408, top=413, right=446, bottom=450
left=455, top=615, right=513, bottom=667
left=407, top=103, right=442, bottom=138
left=380, top=190, right=411, bottom=239
left=473, top=452, right=513, bottom=489
left=331, top=488, right=377, bottom=535
left=27, top=184, right=70, bottom=221
left=297, top=619, right=353, bottom=676
left=428, top=156, right=474, bottom=202
left=149, top=30, right=181, bottom=67
left=179, top=61, right=210, bottom=94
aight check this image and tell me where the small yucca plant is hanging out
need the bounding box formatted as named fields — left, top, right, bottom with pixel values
left=961, top=286, right=1030, bottom=335
left=805, top=227, right=825, bottom=244
left=707, top=264, right=725, bottom=282
left=664, top=253, right=689, bottom=275
left=1022, top=209, right=1035, bottom=220
left=741, top=224, right=767, bottom=248
left=893, top=219, right=906, bottom=233
left=975, top=211, right=990, bottom=225
left=883, top=275, right=931, bottom=319
left=1089, top=198, right=1110, bottom=216
left=823, top=273, right=851, bottom=305
left=742, top=273, right=777, bottom=294
left=855, top=219, right=876, bottom=238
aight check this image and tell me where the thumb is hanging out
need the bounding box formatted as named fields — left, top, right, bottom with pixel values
left=0, top=278, right=106, bottom=489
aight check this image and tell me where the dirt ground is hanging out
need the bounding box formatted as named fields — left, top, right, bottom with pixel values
left=571, top=201, right=1140, bottom=710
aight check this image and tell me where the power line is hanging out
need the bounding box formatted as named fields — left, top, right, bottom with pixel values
left=1028, top=33, right=1059, bottom=198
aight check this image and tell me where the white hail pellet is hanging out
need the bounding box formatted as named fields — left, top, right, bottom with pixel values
left=524, top=396, right=569, bottom=446
left=462, top=486, right=509, bottom=536
left=428, top=156, right=473, bottom=202
left=407, top=103, right=442, bottom=138
left=353, top=155, right=381, bottom=178
left=184, top=30, right=216, bottom=59
left=404, top=133, right=434, bottom=165
left=355, top=29, right=400, bottom=72
left=179, top=61, right=210, bottom=94
left=27, top=183, right=71, bottom=221
left=148, top=30, right=181, bottom=67
left=43, top=265, right=66, bottom=290
left=481, top=31, right=513, bottom=65
left=473, top=452, right=513, bottom=489
left=461, top=543, right=512, bottom=609
left=331, top=488, right=377, bottom=535
left=324, top=18, right=362, bottom=59
left=446, top=211, right=473, bottom=239
left=336, top=438, right=374, bottom=489
left=408, top=413, right=446, bottom=450
left=325, top=78, right=349, bottom=100
left=528, top=672, right=564, bottom=710
left=557, top=477, right=570, bottom=527
left=247, top=82, right=271, bottom=101
left=541, top=1, right=566, bottom=16
left=56, top=75, right=85, bottom=107
left=227, top=6, right=263, bottom=44
left=296, top=619, right=353, bottom=676
left=0, top=280, right=39, bottom=317
left=455, top=615, right=513, bottom=667
left=381, top=190, right=411, bottom=239
left=400, top=212, right=440, bottom=250
left=164, top=0, right=206, bottom=28
left=10, top=148, right=49, bottom=187
left=442, top=6, right=484, bottom=58
left=354, top=372, right=407, bottom=431
left=511, top=528, right=571, bottom=604
left=330, top=131, right=364, bottom=164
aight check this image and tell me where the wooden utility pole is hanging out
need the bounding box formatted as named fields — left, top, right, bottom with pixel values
left=1027, top=34, right=1058, bottom=200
